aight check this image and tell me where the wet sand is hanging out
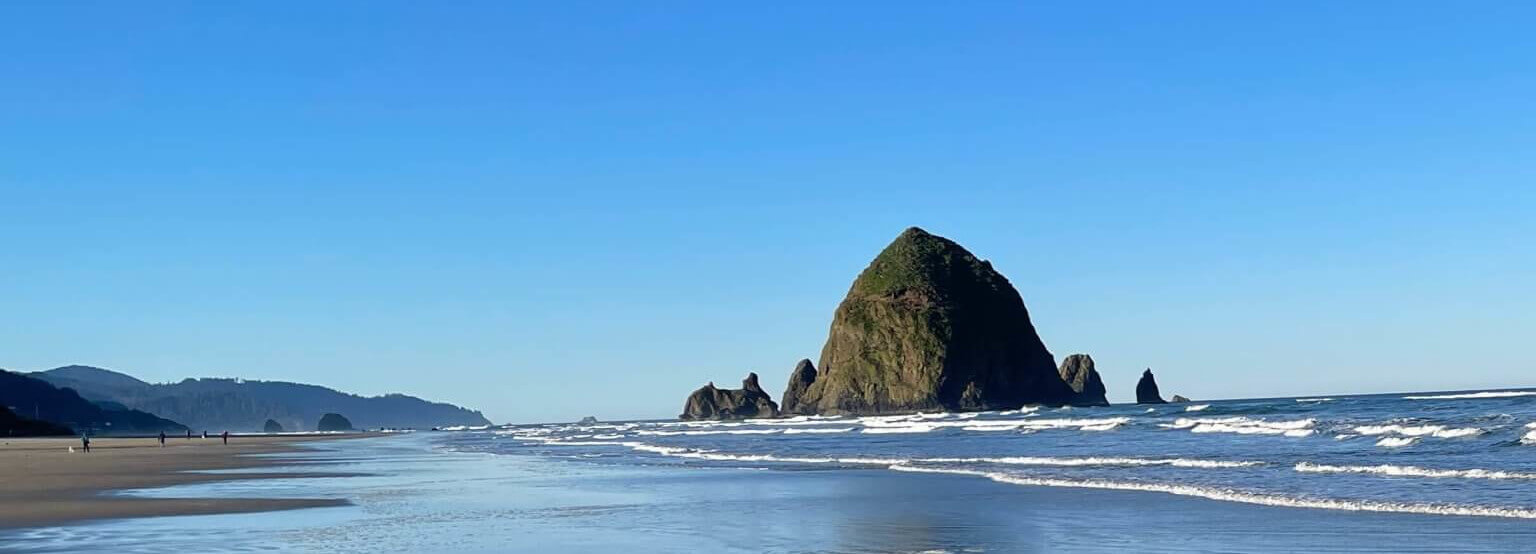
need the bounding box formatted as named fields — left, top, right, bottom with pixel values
left=0, top=435, right=363, bottom=529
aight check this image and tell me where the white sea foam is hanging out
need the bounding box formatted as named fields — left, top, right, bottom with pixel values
left=1522, top=430, right=1536, bottom=445
left=1184, top=404, right=1211, bottom=412
left=636, top=429, right=783, bottom=436
left=1163, top=417, right=1314, bottom=437
left=1376, top=436, right=1419, bottom=448
left=887, top=465, right=1536, bottom=520
left=1352, top=424, right=1483, bottom=439
left=1296, top=397, right=1334, bottom=403
left=1403, top=391, right=1536, bottom=400
left=861, top=424, right=937, bottom=434
left=1295, top=462, right=1536, bottom=480
left=922, top=456, right=1261, bottom=469
left=782, top=427, right=856, bottom=434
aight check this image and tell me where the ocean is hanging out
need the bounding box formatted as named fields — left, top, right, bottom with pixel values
left=7, top=389, right=1536, bottom=553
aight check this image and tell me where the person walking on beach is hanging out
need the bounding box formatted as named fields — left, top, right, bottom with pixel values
left=80, top=434, right=90, bottom=453
left=186, top=429, right=192, bottom=440
left=221, top=431, right=229, bottom=445
left=158, top=431, right=166, bottom=447
left=202, top=430, right=208, bottom=439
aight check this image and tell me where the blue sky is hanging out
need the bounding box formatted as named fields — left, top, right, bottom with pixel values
left=3, top=2, right=1534, bottom=423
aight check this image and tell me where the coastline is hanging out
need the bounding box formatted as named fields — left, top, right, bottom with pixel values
left=5, top=432, right=1536, bottom=552
left=0, top=434, right=367, bottom=529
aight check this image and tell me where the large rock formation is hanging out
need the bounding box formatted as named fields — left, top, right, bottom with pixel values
left=263, top=419, right=285, bottom=433
left=783, top=227, right=1075, bottom=415
left=1057, top=354, right=1109, bottom=406
left=680, top=373, right=780, bottom=420
left=1136, top=369, right=1167, bottom=404
left=780, top=359, right=819, bottom=415
left=317, top=413, right=354, bottom=431
left=1169, top=395, right=1191, bottom=403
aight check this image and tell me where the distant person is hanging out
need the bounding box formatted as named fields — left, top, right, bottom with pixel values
left=186, top=429, right=192, bottom=440
left=81, top=434, right=90, bottom=453
left=202, top=430, right=208, bottom=439
left=221, top=431, right=228, bottom=445
left=158, top=431, right=166, bottom=447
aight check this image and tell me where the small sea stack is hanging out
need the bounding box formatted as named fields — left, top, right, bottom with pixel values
left=1057, top=354, right=1109, bottom=406
left=1136, top=369, right=1167, bottom=404
left=780, top=359, right=818, bottom=416
left=317, top=413, right=354, bottom=431
left=263, top=419, right=285, bottom=433
left=680, top=372, right=779, bottom=420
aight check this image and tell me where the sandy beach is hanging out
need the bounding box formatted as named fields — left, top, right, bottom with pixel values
left=0, top=435, right=363, bottom=529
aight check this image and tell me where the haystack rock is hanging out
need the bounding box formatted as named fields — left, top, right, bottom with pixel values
left=780, top=359, right=819, bottom=415
left=1169, top=395, right=1191, bottom=403
left=263, top=419, right=285, bottom=433
left=1057, top=354, right=1109, bottom=406
left=1136, top=369, right=1167, bottom=404
left=680, top=372, right=779, bottom=420
left=783, top=227, right=1074, bottom=415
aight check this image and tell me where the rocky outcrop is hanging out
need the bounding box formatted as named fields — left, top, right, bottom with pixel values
left=1169, top=394, right=1191, bottom=403
left=578, top=416, right=599, bottom=424
left=263, top=419, right=285, bottom=433
left=784, top=227, right=1074, bottom=415
left=780, top=359, right=819, bottom=415
left=1057, top=354, right=1109, bottom=406
left=317, top=413, right=354, bottom=431
left=680, top=373, right=779, bottom=420
left=1136, top=369, right=1167, bottom=404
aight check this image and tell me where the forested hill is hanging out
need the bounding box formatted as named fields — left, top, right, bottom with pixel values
left=31, top=365, right=491, bottom=432
left=0, top=370, right=186, bottom=435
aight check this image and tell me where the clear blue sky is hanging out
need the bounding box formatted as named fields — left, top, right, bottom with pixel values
left=3, top=2, right=1534, bottom=423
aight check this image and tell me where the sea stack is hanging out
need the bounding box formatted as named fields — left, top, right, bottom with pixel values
left=780, top=359, right=819, bottom=415
left=783, top=227, right=1074, bottom=415
left=1136, top=369, right=1167, bottom=404
left=1057, top=354, right=1109, bottom=406
left=1169, top=394, right=1191, bottom=403
left=317, top=413, right=354, bottom=431
left=263, top=419, right=285, bottom=433
left=680, top=372, right=780, bottom=420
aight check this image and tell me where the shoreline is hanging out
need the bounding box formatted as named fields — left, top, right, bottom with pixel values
left=0, top=434, right=371, bottom=529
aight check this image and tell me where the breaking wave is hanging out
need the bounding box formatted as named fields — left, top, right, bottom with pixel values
left=1295, top=462, right=1536, bottom=480
left=1162, top=417, right=1315, bottom=437
left=1403, top=391, right=1536, bottom=400
left=1351, top=424, right=1483, bottom=439
left=887, top=465, right=1536, bottom=520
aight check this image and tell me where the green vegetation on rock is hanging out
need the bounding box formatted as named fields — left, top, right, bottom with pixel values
left=784, top=227, right=1074, bottom=415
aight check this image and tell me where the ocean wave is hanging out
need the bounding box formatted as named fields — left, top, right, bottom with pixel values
left=1296, top=397, right=1334, bottom=403
left=886, top=465, right=1536, bottom=520
left=923, top=456, right=1261, bottom=469
left=1403, top=391, right=1536, bottom=400
left=636, top=429, right=782, bottom=436
left=782, top=427, right=856, bottom=434
left=1522, top=429, right=1536, bottom=445
left=862, top=424, right=937, bottom=434
left=1295, top=462, right=1536, bottom=480
left=1184, top=404, right=1211, bottom=412
left=1162, top=417, right=1314, bottom=437
left=531, top=439, right=1262, bottom=471
left=1351, top=424, right=1483, bottom=439
left=1376, top=437, right=1419, bottom=448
